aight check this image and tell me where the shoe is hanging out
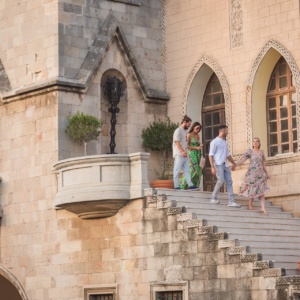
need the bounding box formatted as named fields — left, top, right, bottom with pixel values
left=174, top=187, right=181, bottom=190
left=210, top=199, right=220, bottom=204
left=188, top=185, right=199, bottom=190
left=228, top=202, right=241, bottom=208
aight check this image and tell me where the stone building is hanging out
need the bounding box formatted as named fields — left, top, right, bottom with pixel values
left=0, top=0, right=300, bottom=299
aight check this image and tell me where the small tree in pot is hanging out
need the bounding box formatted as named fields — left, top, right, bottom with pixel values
left=141, top=117, right=178, bottom=183
left=66, top=112, right=102, bottom=156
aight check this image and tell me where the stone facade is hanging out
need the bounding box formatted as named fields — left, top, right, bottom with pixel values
left=0, top=0, right=300, bottom=299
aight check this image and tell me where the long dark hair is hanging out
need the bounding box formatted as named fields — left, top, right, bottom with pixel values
left=188, top=122, right=202, bottom=133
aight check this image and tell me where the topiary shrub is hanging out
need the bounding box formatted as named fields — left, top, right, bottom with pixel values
left=141, top=117, right=178, bottom=179
left=66, top=112, right=103, bottom=156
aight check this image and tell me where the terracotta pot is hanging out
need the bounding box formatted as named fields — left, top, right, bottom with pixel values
left=298, top=261, right=300, bottom=270
left=151, top=179, right=174, bottom=189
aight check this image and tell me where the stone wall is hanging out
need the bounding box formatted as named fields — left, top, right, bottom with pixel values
left=58, top=0, right=165, bottom=92
left=0, top=0, right=58, bottom=90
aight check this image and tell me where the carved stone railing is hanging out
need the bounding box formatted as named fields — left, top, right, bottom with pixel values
left=53, top=153, right=150, bottom=219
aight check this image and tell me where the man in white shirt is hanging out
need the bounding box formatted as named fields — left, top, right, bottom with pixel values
left=173, top=115, right=198, bottom=190
left=208, top=125, right=241, bottom=207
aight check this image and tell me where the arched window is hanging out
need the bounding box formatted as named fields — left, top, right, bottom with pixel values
left=202, top=73, right=225, bottom=156
left=267, top=57, right=297, bottom=156
left=202, top=73, right=225, bottom=191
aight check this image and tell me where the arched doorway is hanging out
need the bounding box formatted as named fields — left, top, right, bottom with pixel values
left=184, top=56, right=232, bottom=192
left=0, top=275, right=23, bottom=300
left=0, top=266, right=28, bottom=300
left=202, top=73, right=226, bottom=191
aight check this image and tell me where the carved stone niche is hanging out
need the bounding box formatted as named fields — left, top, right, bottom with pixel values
left=53, top=153, right=150, bottom=219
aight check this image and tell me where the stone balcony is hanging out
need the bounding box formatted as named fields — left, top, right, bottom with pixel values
left=53, top=152, right=150, bottom=219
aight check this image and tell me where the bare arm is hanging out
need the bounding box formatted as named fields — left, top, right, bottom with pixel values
left=235, top=156, right=248, bottom=167
left=227, top=155, right=237, bottom=171
left=209, top=155, right=216, bottom=175
left=187, top=134, right=202, bottom=151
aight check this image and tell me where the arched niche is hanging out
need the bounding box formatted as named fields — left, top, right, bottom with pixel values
left=246, top=40, right=300, bottom=153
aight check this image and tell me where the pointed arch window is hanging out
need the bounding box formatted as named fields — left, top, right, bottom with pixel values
left=202, top=73, right=225, bottom=156
left=267, top=57, right=297, bottom=156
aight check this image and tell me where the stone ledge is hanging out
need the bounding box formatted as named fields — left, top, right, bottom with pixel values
left=53, top=152, right=150, bottom=219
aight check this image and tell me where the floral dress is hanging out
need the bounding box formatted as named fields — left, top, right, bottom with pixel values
left=179, top=137, right=202, bottom=189
left=239, top=149, right=269, bottom=198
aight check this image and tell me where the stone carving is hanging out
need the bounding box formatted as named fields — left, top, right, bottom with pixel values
left=230, top=0, right=243, bottom=48
left=197, top=226, right=216, bottom=235
left=157, top=200, right=177, bottom=209
left=246, top=39, right=300, bottom=150
left=182, top=55, right=232, bottom=151
left=218, top=239, right=237, bottom=249
left=144, top=188, right=156, bottom=196
left=228, top=246, right=249, bottom=255
left=177, top=212, right=197, bottom=222
left=241, top=253, right=262, bottom=262
left=263, top=268, right=285, bottom=277
left=167, top=207, right=185, bottom=215
left=186, top=219, right=207, bottom=228
left=253, top=261, right=270, bottom=269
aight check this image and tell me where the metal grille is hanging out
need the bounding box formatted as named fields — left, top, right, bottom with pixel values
left=89, top=295, right=113, bottom=300
left=156, top=291, right=183, bottom=300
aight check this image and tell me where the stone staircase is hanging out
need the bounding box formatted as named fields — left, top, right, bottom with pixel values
left=155, top=188, right=300, bottom=276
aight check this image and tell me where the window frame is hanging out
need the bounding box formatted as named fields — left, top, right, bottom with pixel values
left=150, top=282, right=188, bottom=300
left=84, top=286, right=117, bottom=300
left=266, top=57, right=297, bottom=156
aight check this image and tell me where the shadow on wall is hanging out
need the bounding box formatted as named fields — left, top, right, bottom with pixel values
left=0, top=275, right=22, bottom=300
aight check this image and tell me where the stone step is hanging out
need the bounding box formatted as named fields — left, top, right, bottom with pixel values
left=218, top=228, right=300, bottom=240
left=205, top=219, right=300, bottom=231
left=196, top=213, right=300, bottom=227
left=229, top=232, right=300, bottom=244
left=184, top=205, right=291, bottom=219
left=169, top=196, right=281, bottom=210
left=154, top=189, right=300, bottom=276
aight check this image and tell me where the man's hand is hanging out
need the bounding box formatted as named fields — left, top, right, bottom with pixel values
left=182, top=150, right=187, bottom=157
left=231, top=164, right=236, bottom=171
left=211, top=166, right=216, bottom=175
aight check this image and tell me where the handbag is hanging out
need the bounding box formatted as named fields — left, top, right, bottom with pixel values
left=200, top=157, right=206, bottom=169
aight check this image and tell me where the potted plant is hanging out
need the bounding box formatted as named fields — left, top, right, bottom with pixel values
left=66, top=111, right=103, bottom=156
left=141, top=117, right=178, bottom=188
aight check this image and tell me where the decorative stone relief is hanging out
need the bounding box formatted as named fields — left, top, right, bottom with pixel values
left=182, top=55, right=232, bottom=152
left=246, top=39, right=300, bottom=151
left=230, top=0, right=243, bottom=48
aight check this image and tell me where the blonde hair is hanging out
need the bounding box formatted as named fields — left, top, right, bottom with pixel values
left=252, top=137, right=261, bottom=149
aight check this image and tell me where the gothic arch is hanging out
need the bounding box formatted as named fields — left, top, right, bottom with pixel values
left=246, top=39, right=300, bottom=150
left=182, top=55, right=232, bottom=151
left=0, top=266, right=28, bottom=300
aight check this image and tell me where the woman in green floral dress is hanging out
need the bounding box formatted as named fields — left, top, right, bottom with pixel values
left=179, top=122, right=203, bottom=189
left=235, top=137, right=270, bottom=215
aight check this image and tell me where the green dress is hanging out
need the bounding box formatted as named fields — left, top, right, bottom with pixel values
left=179, top=136, right=202, bottom=189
